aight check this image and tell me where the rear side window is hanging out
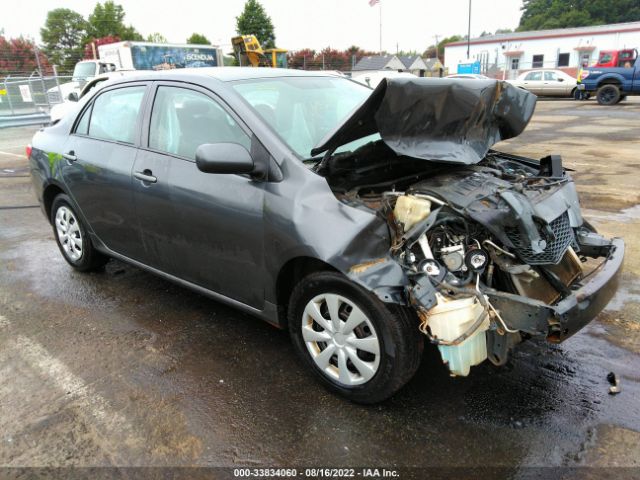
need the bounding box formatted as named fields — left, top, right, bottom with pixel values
left=525, top=71, right=542, bottom=81
left=149, top=86, right=251, bottom=160
left=88, top=86, right=146, bottom=144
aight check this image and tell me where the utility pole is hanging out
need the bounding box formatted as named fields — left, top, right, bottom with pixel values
left=379, top=1, right=382, bottom=54
left=433, top=34, right=440, bottom=59
left=466, top=0, right=472, bottom=59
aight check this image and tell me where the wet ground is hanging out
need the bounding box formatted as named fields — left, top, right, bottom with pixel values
left=0, top=98, right=639, bottom=474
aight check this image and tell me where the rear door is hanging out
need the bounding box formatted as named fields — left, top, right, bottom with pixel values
left=131, top=82, right=265, bottom=308
left=62, top=83, right=149, bottom=259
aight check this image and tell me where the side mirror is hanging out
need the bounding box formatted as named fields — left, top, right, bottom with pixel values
left=68, top=92, right=79, bottom=102
left=195, top=143, right=254, bottom=174
left=558, top=78, right=564, bottom=82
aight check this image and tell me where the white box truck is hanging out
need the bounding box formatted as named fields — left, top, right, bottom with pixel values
left=48, top=41, right=224, bottom=104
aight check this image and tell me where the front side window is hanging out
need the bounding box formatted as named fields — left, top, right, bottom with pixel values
left=232, top=76, right=379, bottom=158
left=544, top=71, right=558, bottom=81
left=149, top=86, right=251, bottom=160
left=532, top=55, right=544, bottom=68
left=88, top=86, right=146, bottom=144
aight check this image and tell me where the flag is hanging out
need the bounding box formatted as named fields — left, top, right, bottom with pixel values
left=369, top=0, right=379, bottom=6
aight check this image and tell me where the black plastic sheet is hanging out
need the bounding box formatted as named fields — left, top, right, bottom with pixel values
left=312, top=77, right=537, bottom=164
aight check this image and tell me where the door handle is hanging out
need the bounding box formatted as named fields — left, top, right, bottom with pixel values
left=63, top=151, right=77, bottom=162
left=134, top=170, right=157, bottom=184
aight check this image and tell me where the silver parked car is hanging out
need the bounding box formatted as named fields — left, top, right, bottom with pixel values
left=509, top=69, right=577, bottom=97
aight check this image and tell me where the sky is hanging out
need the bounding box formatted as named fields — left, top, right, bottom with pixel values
left=2, top=0, right=524, bottom=53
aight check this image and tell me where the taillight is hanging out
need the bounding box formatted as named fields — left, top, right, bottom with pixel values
left=25, top=144, right=32, bottom=158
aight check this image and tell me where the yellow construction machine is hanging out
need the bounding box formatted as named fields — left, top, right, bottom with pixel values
left=231, top=35, right=287, bottom=68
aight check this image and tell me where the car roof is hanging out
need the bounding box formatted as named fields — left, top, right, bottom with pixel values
left=108, top=67, right=340, bottom=84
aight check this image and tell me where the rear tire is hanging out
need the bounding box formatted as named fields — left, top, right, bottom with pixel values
left=596, top=84, right=621, bottom=105
left=51, top=194, right=108, bottom=272
left=288, top=271, right=423, bottom=404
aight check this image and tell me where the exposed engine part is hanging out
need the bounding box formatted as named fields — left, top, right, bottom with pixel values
left=465, top=248, right=489, bottom=272
left=393, top=195, right=432, bottom=232
left=440, top=244, right=466, bottom=272
left=507, top=247, right=583, bottom=305
left=418, top=292, right=490, bottom=376
left=418, top=259, right=441, bottom=276
left=417, top=233, right=435, bottom=260
left=483, top=239, right=516, bottom=258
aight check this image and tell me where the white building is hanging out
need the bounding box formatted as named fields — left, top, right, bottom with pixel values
left=444, top=21, right=640, bottom=79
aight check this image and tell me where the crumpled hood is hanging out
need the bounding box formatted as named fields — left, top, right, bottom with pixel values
left=311, top=77, right=537, bottom=164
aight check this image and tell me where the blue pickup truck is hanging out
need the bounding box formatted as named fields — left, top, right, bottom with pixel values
left=580, top=50, right=640, bottom=105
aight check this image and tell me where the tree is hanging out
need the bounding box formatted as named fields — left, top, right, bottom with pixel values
left=40, top=8, right=87, bottom=71
left=187, top=33, right=210, bottom=45
left=83, top=35, right=120, bottom=60
left=87, top=1, right=142, bottom=40
left=518, top=0, right=640, bottom=31
left=0, top=35, right=51, bottom=75
left=236, top=0, right=276, bottom=49
left=146, top=32, right=167, bottom=43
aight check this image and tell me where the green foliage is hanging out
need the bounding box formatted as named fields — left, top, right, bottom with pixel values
left=87, top=1, right=142, bottom=40
left=236, top=0, right=276, bottom=49
left=187, top=33, right=211, bottom=45
left=518, top=0, right=640, bottom=31
left=40, top=8, right=87, bottom=70
left=146, top=32, right=168, bottom=43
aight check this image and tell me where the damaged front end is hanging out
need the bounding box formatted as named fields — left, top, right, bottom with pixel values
left=318, top=78, right=624, bottom=377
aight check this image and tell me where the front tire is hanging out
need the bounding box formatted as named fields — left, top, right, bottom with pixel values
left=51, top=194, right=108, bottom=272
left=596, top=84, right=621, bottom=105
left=288, top=271, right=422, bottom=403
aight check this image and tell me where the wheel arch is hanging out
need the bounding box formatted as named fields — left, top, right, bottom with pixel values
left=276, top=256, right=339, bottom=327
left=597, top=76, right=623, bottom=88
left=42, top=182, right=67, bottom=224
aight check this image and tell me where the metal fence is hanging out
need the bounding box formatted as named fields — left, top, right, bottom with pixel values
left=0, top=74, right=75, bottom=128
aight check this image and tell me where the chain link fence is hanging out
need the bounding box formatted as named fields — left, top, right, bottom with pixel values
left=0, top=74, right=76, bottom=127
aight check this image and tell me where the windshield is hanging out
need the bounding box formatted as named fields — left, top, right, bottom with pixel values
left=72, top=62, right=97, bottom=81
left=232, top=76, right=380, bottom=159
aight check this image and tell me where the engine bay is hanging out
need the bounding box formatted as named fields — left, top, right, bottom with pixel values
left=320, top=141, right=617, bottom=376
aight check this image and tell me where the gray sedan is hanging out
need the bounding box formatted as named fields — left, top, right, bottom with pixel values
left=28, top=69, right=623, bottom=403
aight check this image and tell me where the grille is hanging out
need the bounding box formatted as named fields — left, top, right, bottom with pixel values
left=505, top=212, right=574, bottom=265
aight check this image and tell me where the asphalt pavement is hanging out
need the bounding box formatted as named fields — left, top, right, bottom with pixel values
left=0, top=98, right=639, bottom=476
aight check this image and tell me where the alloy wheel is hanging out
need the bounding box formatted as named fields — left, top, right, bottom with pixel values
left=301, top=293, right=381, bottom=386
